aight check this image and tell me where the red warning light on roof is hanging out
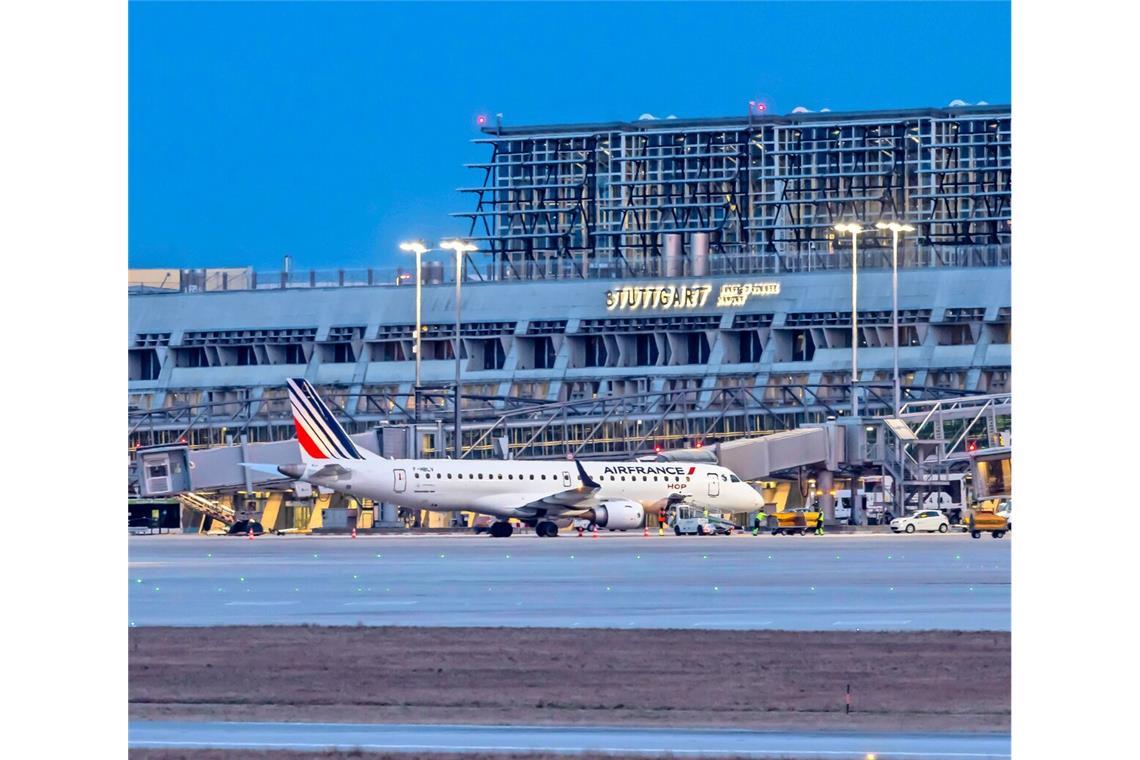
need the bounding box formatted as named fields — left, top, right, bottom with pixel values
left=476, top=114, right=487, bottom=126
left=753, top=102, right=767, bottom=113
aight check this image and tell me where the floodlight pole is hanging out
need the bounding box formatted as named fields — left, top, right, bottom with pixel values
left=441, top=240, right=476, bottom=460
left=851, top=230, right=859, bottom=417
left=399, top=241, right=429, bottom=457
left=454, top=253, right=462, bottom=460
left=835, top=223, right=864, bottom=417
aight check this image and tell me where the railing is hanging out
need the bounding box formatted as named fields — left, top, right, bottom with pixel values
left=128, top=243, right=1011, bottom=296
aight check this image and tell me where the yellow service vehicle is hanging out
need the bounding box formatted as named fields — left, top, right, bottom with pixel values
left=767, top=508, right=824, bottom=536
left=964, top=501, right=1009, bottom=539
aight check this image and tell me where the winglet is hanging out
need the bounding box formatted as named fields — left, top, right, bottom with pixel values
left=575, top=459, right=600, bottom=489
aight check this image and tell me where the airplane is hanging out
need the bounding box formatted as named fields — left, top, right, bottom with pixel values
left=258, top=378, right=762, bottom=538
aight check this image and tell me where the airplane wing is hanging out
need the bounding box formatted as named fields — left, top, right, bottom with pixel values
left=470, top=460, right=603, bottom=518
left=239, top=462, right=287, bottom=478
left=239, top=462, right=350, bottom=480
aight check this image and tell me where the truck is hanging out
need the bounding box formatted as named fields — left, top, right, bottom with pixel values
left=671, top=505, right=734, bottom=535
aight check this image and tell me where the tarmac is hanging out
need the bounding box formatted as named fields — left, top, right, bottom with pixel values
left=128, top=532, right=1010, bottom=630
left=128, top=720, right=1012, bottom=758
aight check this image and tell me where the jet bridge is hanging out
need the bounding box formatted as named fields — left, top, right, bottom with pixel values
left=132, top=426, right=417, bottom=528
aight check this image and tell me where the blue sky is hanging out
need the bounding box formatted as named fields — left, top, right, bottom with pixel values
left=129, top=1, right=1011, bottom=270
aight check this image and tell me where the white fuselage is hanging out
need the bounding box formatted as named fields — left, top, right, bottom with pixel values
left=301, top=458, right=762, bottom=519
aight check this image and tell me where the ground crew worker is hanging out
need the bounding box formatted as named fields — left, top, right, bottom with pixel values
left=752, top=511, right=764, bottom=536
left=658, top=509, right=667, bottom=536
left=815, top=514, right=825, bottom=536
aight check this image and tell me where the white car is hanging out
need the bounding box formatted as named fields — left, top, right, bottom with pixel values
left=890, top=509, right=950, bottom=534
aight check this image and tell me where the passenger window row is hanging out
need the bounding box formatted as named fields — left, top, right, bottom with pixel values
left=410, top=471, right=691, bottom=483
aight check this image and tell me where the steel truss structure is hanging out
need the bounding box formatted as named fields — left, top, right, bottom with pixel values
left=129, top=382, right=978, bottom=462
left=457, top=105, right=1010, bottom=279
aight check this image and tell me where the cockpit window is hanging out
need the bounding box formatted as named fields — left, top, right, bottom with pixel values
left=730, top=475, right=740, bottom=482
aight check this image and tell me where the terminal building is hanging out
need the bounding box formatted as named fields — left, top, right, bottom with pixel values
left=128, top=103, right=1011, bottom=528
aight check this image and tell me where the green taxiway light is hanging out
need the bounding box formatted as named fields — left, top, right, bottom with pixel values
left=153, top=587, right=160, bottom=592
left=714, top=586, right=720, bottom=591
left=206, top=553, right=212, bottom=558
left=135, top=578, right=142, bottom=583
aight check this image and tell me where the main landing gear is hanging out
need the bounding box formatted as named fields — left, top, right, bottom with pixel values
left=489, top=521, right=514, bottom=538
left=535, top=520, right=559, bottom=538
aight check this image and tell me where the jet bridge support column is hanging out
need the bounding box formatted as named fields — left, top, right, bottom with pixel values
left=816, top=469, right=836, bottom=524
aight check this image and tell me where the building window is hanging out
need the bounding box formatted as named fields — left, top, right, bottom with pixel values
left=284, top=344, right=307, bottom=364
left=235, top=346, right=257, bottom=366
left=685, top=333, right=711, bottom=364
left=937, top=324, right=975, bottom=346
left=174, top=346, right=208, bottom=368
left=738, top=332, right=762, bottom=363
left=987, top=322, right=1011, bottom=344
left=533, top=337, right=556, bottom=370
left=372, top=342, right=405, bottom=362
left=129, top=349, right=162, bottom=380
left=483, top=340, right=506, bottom=370
left=327, top=343, right=356, bottom=363
left=791, top=330, right=815, bottom=362
left=584, top=336, right=607, bottom=368
left=635, top=334, right=659, bottom=366
left=896, top=326, right=921, bottom=347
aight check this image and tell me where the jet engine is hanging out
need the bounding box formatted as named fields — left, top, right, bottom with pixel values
left=589, top=500, right=644, bottom=530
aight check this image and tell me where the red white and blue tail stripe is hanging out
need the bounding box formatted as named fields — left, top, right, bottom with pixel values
left=287, top=378, right=365, bottom=461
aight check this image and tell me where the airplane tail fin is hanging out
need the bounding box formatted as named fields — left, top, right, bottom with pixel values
left=287, top=377, right=366, bottom=462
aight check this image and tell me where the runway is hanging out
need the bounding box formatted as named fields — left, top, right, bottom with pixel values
left=128, top=720, right=1011, bottom=758
left=128, top=533, right=1009, bottom=630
